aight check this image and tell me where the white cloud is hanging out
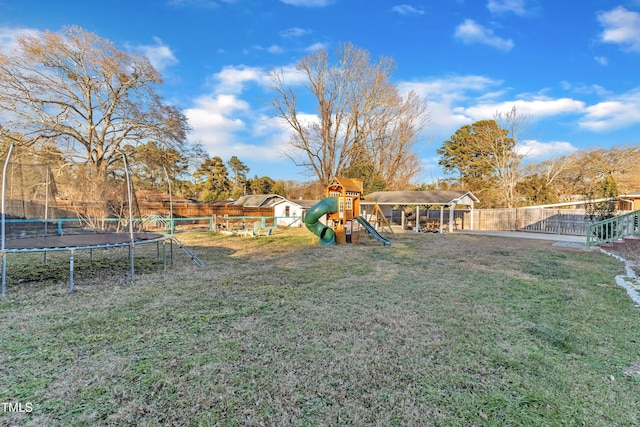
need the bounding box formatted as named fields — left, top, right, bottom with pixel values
left=460, top=98, right=585, bottom=121
left=251, top=115, right=297, bottom=156
left=402, top=74, right=640, bottom=141
left=516, top=140, right=578, bottom=160
left=168, top=0, right=220, bottom=8
left=487, top=0, right=528, bottom=15
left=184, top=94, right=250, bottom=157
left=279, top=27, right=310, bottom=38
left=130, top=37, right=178, bottom=72
left=586, top=84, right=611, bottom=96
left=398, top=76, right=602, bottom=147
left=398, top=75, right=504, bottom=138
left=579, top=89, right=640, bottom=131
left=271, top=64, right=309, bottom=86
left=594, top=55, right=608, bottom=65
left=280, top=0, right=334, bottom=6
left=253, top=44, right=285, bottom=54
left=185, top=94, right=249, bottom=132
left=398, top=75, right=503, bottom=100
left=185, top=65, right=292, bottom=162
left=185, top=96, right=288, bottom=161
left=267, top=45, right=285, bottom=54
left=561, top=82, right=610, bottom=96
left=454, top=19, right=514, bottom=51
left=304, top=42, right=328, bottom=52
left=597, top=6, right=640, bottom=53
left=0, top=26, right=40, bottom=54
left=391, top=5, right=425, bottom=15
left=209, top=65, right=266, bottom=94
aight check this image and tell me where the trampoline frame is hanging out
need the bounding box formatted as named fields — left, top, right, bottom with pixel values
left=0, top=145, right=199, bottom=298
left=1, top=233, right=175, bottom=294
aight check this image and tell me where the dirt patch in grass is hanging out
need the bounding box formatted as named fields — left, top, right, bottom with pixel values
left=1, top=228, right=639, bottom=426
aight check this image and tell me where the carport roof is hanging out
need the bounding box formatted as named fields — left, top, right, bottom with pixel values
left=362, top=190, right=479, bottom=206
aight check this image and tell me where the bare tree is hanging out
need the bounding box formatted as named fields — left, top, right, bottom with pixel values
left=491, top=106, right=531, bottom=207
left=526, top=153, right=577, bottom=188
left=269, top=42, right=428, bottom=188
left=586, top=146, right=640, bottom=194
left=0, top=26, right=189, bottom=181
left=360, top=90, right=427, bottom=190
left=520, top=153, right=578, bottom=203
left=522, top=145, right=640, bottom=202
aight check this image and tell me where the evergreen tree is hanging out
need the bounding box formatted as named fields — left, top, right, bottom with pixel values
left=193, top=156, right=230, bottom=201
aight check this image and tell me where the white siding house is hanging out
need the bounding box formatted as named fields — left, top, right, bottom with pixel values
left=273, top=199, right=319, bottom=227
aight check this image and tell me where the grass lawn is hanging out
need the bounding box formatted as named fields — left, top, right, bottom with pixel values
left=1, top=228, right=639, bottom=426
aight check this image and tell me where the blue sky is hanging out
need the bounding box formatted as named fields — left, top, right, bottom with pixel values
left=1, top=0, right=639, bottom=183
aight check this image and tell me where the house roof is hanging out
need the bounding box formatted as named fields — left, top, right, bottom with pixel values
left=273, top=199, right=320, bottom=209
left=232, top=194, right=285, bottom=207
left=362, top=190, right=479, bottom=206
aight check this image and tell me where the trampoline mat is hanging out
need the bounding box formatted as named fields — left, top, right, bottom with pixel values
left=5, top=233, right=165, bottom=250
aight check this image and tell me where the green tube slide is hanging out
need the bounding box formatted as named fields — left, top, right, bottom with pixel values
left=304, top=197, right=338, bottom=245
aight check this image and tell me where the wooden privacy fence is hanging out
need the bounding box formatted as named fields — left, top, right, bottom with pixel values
left=135, top=201, right=274, bottom=219
left=8, top=200, right=272, bottom=219
left=471, top=208, right=590, bottom=235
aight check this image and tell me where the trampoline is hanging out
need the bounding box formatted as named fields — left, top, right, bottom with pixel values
left=1, top=144, right=203, bottom=298
left=5, top=232, right=166, bottom=251
left=1, top=232, right=176, bottom=295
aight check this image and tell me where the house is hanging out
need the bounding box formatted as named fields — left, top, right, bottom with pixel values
left=230, top=194, right=322, bottom=228
left=620, top=192, right=640, bottom=211
left=231, top=194, right=286, bottom=208
left=272, top=199, right=319, bottom=227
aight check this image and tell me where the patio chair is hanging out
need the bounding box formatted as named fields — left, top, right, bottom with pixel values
left=242, top=221, right=262, bottom=237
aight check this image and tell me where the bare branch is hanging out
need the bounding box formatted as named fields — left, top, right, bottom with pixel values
left=269, top=42, right=428, bottom=189
left=0, top=26, right=190, bottom=179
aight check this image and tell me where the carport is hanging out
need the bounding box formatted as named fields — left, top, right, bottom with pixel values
left=361, top=190, right=479, bottom=233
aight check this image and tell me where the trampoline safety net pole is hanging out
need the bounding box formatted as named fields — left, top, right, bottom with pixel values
left=122, top=153, right=135, bottom=282
left=69, top=249, right=75, bottom=293
left=1, top=143, right=14, bottom=299
left=162, top=165, right=174, bottom=235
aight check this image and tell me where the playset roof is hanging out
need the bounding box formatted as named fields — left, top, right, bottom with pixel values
left=327, top=177, right=363, bottom=194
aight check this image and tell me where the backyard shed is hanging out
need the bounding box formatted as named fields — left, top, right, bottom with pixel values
left=362, top=190, right=479, bottom=233
left=272, top=199, right=319, bottom=227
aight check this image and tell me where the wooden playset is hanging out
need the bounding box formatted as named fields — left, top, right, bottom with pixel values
left=324, top=176, right=364, bottom=244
